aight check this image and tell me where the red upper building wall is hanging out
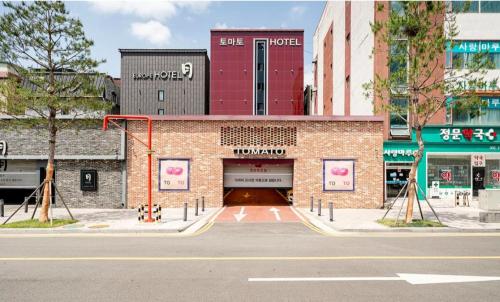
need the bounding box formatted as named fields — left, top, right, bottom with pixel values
left=210, top=29, right=304, bottom=115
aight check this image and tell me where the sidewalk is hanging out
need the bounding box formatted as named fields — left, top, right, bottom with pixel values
left=0, top=205, right=220, bottom=233
left=296, top=206, right=500, bottom=232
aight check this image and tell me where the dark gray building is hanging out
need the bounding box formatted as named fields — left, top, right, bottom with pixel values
left=120, top=49, right=209, bottom=115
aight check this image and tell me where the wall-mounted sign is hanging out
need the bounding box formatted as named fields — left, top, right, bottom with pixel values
left=0, top=141, right=7, bottom=156
left=223, top=164, right=293, bottom=188
left=234, top=148, right=286, bottom=157
left=471, top=154, right=486, bottom=167
left=383, top=149, right=415, bottom=159
left=439, top=128, right=497, bottom=142
left=323, top=159, right=355, bottom=192
left=448, top=41, right=500, bottom=53
left=132, top=62, right=193, bottom=80
left=219, top=37, right=301, bottom=47
left=484, top=97, right=500, bottom=109
left=0, top=172, right=39, bottom=188
left=219, top=37, right=244, bottom=46
left=0, top=160, right=6, bottom=172
left=430, top=181, right=440, bottom=198
left=440, top=169, right=453, bottom=182
left=80, top=170, right=98, bottom=191
left=159, top=159, right=190, bottom=191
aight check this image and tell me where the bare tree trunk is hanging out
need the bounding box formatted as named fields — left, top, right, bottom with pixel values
left=39, top=109, right=57, bottom=223
left=405, top=127, right=425, bottom=223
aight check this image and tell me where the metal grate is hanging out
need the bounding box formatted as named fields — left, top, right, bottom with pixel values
left=221, top=126, right=297, bottom=146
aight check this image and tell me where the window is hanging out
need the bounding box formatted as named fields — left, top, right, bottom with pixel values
left=452, top=1, right=479, bottom=13
left=158, top=90, right=165, bottom=101
left=452, top=1, right=500, bottom=13
left=451, top=52, right=500, bottom=69
left=254, top=40, right=267, bottom=115
left=158, top=109, right=165, bottom=115
left=481, top=1, right=500, bottom=12
left=485, top=159, right=500, bottom=189
left=389, top=98, right=409, bottom=129
left=427, top=156, right=471, bottom=188
left=390, top=39, right=408, bottom=86
left=452, top=106, right=500, bottom=125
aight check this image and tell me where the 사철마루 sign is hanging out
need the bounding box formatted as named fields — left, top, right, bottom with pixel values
left=159, top=159, right=190, bottom=191
left=323, top=159, right=355, bottom=191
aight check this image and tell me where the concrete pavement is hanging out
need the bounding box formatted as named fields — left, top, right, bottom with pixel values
left=0, top=223, right=499, bottom=301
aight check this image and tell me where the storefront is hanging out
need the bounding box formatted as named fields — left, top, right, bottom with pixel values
left=0, top=123, right=126, bottom=208
left=383, top=126, right=500, bottom=207
left=126, top=116, right=384, bottom=209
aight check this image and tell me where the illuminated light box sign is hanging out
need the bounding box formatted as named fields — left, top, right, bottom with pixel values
left=224, top=164, right=293, bottom=188
left=323, top=159, right=355, bottom=192
left=159, top=159, right=190, bottom=191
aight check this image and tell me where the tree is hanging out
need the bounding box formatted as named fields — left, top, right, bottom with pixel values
left=364, top=1, right=495, bottom=223
left=0, top=1, right=110, bottom=222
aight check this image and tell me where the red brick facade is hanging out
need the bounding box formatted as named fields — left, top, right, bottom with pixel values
left=126, top=116, right=384, bottom=209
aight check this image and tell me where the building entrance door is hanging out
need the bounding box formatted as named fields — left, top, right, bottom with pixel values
left=385, top=163, right=411, bottom=201
left=472, top=167, right=485, bottom=197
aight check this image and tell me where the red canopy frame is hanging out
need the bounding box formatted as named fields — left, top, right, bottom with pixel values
left=103, top=115, right=154, bottom=222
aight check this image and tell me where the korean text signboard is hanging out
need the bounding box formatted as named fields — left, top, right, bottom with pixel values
left=159, top=159, right=190, bottom=191
left=438, top=128, right=497, bottom=142
left=471, top=154, right=486, bottom=167
left=448, top=41, right=500, bottom=53
left=223, top=164, right=293, bottom=188
left=323, top=160, right=355, bottom=191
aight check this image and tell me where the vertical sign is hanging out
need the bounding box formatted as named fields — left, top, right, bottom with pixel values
left=323, top=159, right=355, bottom=191
left=471, top=154, right=486, bottom=167
left=159, top=159, right=190, bottom=191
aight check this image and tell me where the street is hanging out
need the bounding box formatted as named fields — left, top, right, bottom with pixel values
left=1, top=221, right=500, bottom=301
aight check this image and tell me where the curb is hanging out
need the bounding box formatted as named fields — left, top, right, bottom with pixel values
left=291, top=207, right=337, bottom=234
left=180, top=207, right=225, bottom=235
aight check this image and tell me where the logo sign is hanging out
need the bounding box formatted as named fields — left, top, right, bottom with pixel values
left=159, top=159, right=190, bottom=191
left=234, top=148, right=286, bottom=157
left=269, top=38, right=301, bottom=46
left=132, top=62, right=194, bottom=80
left=0, top=141, right=6, bottom=156
left=80, top=170, right=98, bottom=191
left=471, top=154, right=486, bottom=167
left=440, top=128, right=497, bottom=142
left=0, top=160, right=6, bottom=172
left=492, top=170, right=500, bottom=183
left=323, top=160, right=355, bottom=191
left=440, top=169, right=453, bottom=182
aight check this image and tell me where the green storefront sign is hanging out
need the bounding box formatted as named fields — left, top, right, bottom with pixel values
left=384, top=126, right=500, bottom=197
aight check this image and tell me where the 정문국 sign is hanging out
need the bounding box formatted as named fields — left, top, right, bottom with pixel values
left=323, top=159, right=355, bottom=191
left=159, top=159, right=190, bottom=191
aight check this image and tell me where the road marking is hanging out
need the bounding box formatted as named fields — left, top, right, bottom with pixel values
left=0, top=256, right=499, bottom=262
left=233, top=207, right=247, bottom=222
left=269, top=207, right=281, bottom=221
left=248, top=273, right=500, bottom=285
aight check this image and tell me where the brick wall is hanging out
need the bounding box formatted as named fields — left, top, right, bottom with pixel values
left=55, top=160, right=123, bottom=208
left=127, top=119, right=384, bottom=209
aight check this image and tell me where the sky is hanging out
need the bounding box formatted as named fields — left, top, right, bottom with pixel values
left=55, top=0, right=326, bottom=86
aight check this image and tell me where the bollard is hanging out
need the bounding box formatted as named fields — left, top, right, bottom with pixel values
left=201, top=196, right=205, bottom=212
left=183, top=202, right=188, bottom=222
left=24, top=197, right=29, bottom=213
left=195, top=199, right=199, bottom=216
left=318, top=199, right=322, bottom=216
left=310, top=196, right=314, bottom=212
left=329, top=202, right=334, bottom=222
left=0, top=199, right=4, bottom=217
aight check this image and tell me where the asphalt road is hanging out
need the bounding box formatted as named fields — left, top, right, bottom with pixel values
left=1, top=222, right=500, bottom=302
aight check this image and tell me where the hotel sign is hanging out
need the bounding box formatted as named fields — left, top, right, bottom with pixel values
left=132, top=62, right=193, bottom=80
left=219, top=37, right=301, bottom=47
left=159, top=159, right=190, bottom=191
left=323, top=159, right=355, bottom=192
left=234, top=148, right=286, bottom=157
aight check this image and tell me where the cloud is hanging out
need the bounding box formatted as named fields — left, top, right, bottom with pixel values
left=131, top=20, right=171, bottom=46
left=214, top=22, right=228, bottom=29
left=91, top=0, right=211, bottom=20
left=290, top=5, right=306, bottom=16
